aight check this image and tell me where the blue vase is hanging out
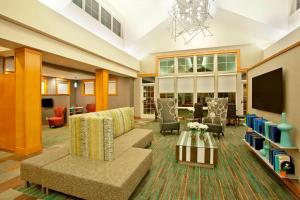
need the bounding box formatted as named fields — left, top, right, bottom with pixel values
left=277, top=113, right=293, bottom=147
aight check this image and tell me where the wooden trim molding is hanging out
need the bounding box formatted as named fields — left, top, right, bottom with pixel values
left=248, top=40, right=300, bottom=71
left=108, top=76, right=118, bottom=96
left=82, top=79, right=95, bottom=96
left=138, top=73, right=158, bottom=77
left=41, top=76, right=48, bottom=95
left=56, top=78, right=70, bottom=95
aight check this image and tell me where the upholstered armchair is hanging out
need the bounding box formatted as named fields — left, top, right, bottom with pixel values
left=157, top=98, right=180, bottom=135
left=202, top=98, right=228, bottom=137
left=47, top=106, right=65, bottom=128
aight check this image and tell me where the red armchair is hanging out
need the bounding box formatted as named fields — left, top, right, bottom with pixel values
left=47, top=106, right=65, bottom=128
left=86, top=104, right=96, bottom=113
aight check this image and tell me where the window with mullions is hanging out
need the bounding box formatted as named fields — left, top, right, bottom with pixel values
left=218, top=92, right=236, bottom=104
left=85, top=0, right=99, bottom=20
left=178, top=93, right=193, bottom=107
left=197, top=55, right=214, bottom=72
left=113, top=18, right=121, bottom=37
left=101, top=7, right=111, bottom=29
left=160, top=93, right=174, bottom=98
left=178, top=57, right=193, bottom=73
left=197, top=93, right=214, bottom=106
left=159, top=58, right=174, bottom=75
left=72, top=0, right=82, bottom=8
left=297, top=0, right=300, bottom=10
left=217, top=54, right=236, bottom=72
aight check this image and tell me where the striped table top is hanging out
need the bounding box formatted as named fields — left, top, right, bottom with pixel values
left=176, top=131, right=217, bottom=149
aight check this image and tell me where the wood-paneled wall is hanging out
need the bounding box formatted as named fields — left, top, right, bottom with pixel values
left=95, top=69, right=108, bottom=111
left=15, top=48, right=42, bottom=155
left=0, top=73, right=16, bottom=151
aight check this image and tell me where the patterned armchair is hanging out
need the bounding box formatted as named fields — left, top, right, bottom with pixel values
left=157, top=98, right=180, bottom=135
left=203, top=98, right=228, bottom=137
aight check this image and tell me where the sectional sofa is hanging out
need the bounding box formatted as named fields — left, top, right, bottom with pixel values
left=21, top=107, right=153, bottom=200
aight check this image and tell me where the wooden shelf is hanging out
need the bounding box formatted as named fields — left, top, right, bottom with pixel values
left=243, top=139, right=298, bottom=180
left=243, top=123, right=298, bottom=150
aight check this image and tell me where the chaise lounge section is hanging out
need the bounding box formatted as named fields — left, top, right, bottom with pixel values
left=20, top=107, right=153, bottom=200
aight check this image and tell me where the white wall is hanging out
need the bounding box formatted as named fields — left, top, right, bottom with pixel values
left=0, top=0, right=139, bottom=75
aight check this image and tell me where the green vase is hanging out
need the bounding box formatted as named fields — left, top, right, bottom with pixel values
left=277, top=113, right=293, bottom=147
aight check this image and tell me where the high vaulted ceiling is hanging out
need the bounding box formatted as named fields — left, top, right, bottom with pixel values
left=40, top=0, right=300, bottom=59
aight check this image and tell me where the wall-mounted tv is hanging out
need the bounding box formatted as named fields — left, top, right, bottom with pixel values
left=42, top=98, right=54, bottom=108
left=252, top=68, right=283, bottom=114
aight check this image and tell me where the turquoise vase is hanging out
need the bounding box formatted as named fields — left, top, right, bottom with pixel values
left=277, top=113, right=293, bottom=147
left=265, top=142, right=270, bottom=160
left=260, top=141, right=267, bottom=156
left=264, top=121, right=272, bottom=139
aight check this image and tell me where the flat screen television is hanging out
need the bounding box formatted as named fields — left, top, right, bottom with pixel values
left=252, top=68, right=283, bottom=114
left=42, top=98, right=54, bottom=108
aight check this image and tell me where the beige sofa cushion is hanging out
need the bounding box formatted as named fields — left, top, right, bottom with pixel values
left=114, top=128, right=153, bottom=157
left=41, top=148, right=152, bottom=200
left=20, top=146, right=69, bottom=185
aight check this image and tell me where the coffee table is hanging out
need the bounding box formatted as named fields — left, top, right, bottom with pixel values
left=176, top=131, right=218, bottom=168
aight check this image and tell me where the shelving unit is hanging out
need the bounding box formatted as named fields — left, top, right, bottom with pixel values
left=243, top=139, right=298, bottom=180
left=243, top=122, right=299, bottom=180
left=243, top=123, right=298, bottom=150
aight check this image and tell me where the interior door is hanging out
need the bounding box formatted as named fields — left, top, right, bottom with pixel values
left=141, top=84, right=155, bottom=118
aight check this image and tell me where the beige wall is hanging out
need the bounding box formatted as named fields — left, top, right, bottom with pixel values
left=109, top=77, right=134, bottom=109
left=264, top=27, right=300, bottom=58
left=75, top=81, right=96, bottom=111
left=248, top=45, right=300, bottom=178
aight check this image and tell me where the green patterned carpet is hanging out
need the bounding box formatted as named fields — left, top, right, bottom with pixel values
left=16, top=120, right=297, bottom=200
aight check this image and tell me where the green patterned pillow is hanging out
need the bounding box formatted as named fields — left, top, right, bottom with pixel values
left=69, top=115, right=114, bottom=161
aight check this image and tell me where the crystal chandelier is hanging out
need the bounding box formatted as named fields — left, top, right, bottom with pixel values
left=169, top=0, right=215, bottom=44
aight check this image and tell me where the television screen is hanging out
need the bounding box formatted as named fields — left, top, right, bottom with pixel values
left=252, top=68, right=283, bottom=114
left=42, top=98, right=54, bottom=108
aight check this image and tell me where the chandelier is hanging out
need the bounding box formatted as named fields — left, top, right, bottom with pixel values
left=169, top=0, right=215, bottom=44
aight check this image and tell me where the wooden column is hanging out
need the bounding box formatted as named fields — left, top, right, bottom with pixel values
left=15, top=47, right=42, bottom=155
left=95, top=69, right=109, bottom=111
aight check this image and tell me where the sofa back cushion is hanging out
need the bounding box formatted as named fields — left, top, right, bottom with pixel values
left=95, top=107, right=135, bottom=138
left=69, top=115, right=114, bottom=161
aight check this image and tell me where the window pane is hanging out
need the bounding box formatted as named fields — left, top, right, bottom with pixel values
left=218, top=55, right=226, bottom=63
left=101, top=7, right=111, bottom=29
left=197, top=55, right=214, bottom=72
left=197, top=93, right=214, bottom=106
left=72, top=0, right=82, bottom=8
left=159, top=58, right=174, bottom=75
left=227, top=55, right=236, bottom=62
left=160, top=93, right=174, bottom=98
left=113, top=18, right=121, bottom=37
left=178, top=93, right=193, bottom=107
left=142, top=77, right=155, bottom=84
left=218, top=54, right=237, bottom=72
left=85, top=0, right=99, bottom=20
left=178, top=57, right=193, bottom=73
left=218, top=92, right=236, bottom=104
left=218, top=63, right=226, bottom=71
left=227, top=62, right=236, bottom=72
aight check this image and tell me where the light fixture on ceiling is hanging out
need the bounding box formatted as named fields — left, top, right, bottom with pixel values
left=74, top=80, right=78, bottom=88
left=169, top=0, right=215, bottom=44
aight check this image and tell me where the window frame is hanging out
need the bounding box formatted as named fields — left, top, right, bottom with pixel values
left=85, top=0, right=99, bottom=20
left=217, top=53, right=237, bottom=72
left=101, top=7, right=112, bottom=30
left=41, top=77, right=48, bottom=95
left=56, top=78, right=71, bottom=95
left=72, top=0, right=83, bottom=8
left=178, top=56, right=194, bottom=73
left=113, top=17, right=122, bottom=37
left=159, top=58, right=175, bottom=75
left=108, top=76, right=118, bottom=96
left=82, top=79, right=95, bottom=96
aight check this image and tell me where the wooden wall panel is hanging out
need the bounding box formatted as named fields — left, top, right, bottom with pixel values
left=15, top=48, right=42, bottom=155
left=0, top=73, right=16, bottom=151
left=95, top=69, right=108, bottom=111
